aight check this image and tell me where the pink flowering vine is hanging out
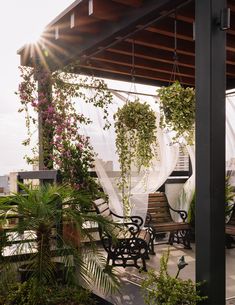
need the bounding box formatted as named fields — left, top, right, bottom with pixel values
left=17, top=64, right=113, bottom=196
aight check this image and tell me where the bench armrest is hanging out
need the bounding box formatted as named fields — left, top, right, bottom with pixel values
left=168, top=205, right=188, bottom=222
left=144, top=212, right=152, bottom=226
left=110, top=210, right=144, bottom=235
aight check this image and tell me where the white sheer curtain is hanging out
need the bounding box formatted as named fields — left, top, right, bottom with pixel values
left=174, top=145, right=195, bottom=220
left=78, top=91, right=179, bottom=222
left=175, top=95, right=235, bottom=216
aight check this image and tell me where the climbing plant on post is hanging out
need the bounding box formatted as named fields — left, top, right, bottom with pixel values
left=35, top=65, right=53, bottom=170
left=17, top=62, right=113, bottom=196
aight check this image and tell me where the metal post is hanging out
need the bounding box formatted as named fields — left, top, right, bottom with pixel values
left=195, top=0, right=226, bottom=304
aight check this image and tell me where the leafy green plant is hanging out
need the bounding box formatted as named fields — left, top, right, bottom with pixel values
left=188, top=176, right=235, bottom=227
left=141, top=249, right=206, bottom=305
left=114, top=100, right=157, bottom=215
left=225, top=175, right=235, bottom=215
left=0, top=183, right=119, bottom=302
left=158, top=81, right=195, bottom=145
left=0, top=279, right=95, bottom=305
left=187, top=191, right=196, bottom=226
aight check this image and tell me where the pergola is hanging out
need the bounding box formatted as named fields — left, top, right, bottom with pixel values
left=18, top=0, right=233, bottom=304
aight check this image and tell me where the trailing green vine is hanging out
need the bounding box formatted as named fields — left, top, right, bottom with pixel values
left=114, top=100, right=157, bottom=216
left=158, top=81, right=195, bottom=145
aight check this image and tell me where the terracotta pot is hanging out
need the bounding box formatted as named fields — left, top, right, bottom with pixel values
left=63, top=222, right=81, bottom=248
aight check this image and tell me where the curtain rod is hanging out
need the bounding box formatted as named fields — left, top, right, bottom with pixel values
left=109, top=88, right=157, bottom=98
left=226, top=91, right=235, bottom=96
left=65, top=81, right=158, bottom=98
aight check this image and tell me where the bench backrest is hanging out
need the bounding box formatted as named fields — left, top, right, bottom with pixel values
left=93, top=198, right=115, bottom=240
left=147, top=192, right=173, bottom=224
left=93, top=198, right=112, bottom=220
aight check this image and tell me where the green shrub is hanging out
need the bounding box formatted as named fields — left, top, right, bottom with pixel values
left=141, top=249, right=206, bottom=305
left=1, top=279, right=95, bottom=305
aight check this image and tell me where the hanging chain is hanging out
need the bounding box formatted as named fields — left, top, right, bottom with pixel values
left=125, top=39, right=137, bottom=102
left=131, top=40, right=135, bottom=83
left=170, top=11, right=182, bottom=84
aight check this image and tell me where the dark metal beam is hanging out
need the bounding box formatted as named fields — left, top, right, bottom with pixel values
left=108, top=41, right=195, bottom=68
left=77, top=61, right=195, bottom=86
left=63, top=0, right=190, bottom=64
left=111, top=0, right=143, bottom=8
left=92, top=51, right=195, bottom=78
left=195, top=0, right=226, bottom=304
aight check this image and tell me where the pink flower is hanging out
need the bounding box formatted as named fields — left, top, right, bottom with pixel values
left=76, top=143, right=83, bottom=150
left=47, top=106, right=54, bottom=114
left=31, top=100, right=38, bottom=107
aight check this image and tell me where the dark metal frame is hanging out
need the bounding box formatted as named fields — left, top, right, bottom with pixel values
left=195, top=0, right=226, bottom=304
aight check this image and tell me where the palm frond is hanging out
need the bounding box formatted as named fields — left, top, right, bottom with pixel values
left=78, top=247, right=120, bottom=295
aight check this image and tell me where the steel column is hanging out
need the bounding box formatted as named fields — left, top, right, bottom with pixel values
left=195, top=0, right=226, bottom=304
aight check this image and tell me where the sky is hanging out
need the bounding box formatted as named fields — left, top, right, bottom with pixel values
left=0, top=0, right=158, bottom=176
left=0, top=0, right=75, bottom=175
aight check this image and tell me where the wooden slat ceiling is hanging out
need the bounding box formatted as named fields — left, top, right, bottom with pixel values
left=18, top=0, right=235, bottom=89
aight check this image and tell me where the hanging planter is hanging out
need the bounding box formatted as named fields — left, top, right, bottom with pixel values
left=114, top=100, right=157, bottom=216
left=158, top=80, right=195, bottom=145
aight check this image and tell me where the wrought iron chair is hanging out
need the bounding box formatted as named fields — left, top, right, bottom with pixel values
left=93, top=198, right=155, bottom=271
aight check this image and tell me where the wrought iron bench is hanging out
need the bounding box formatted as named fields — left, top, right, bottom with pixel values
left=146, top=192, right=191, bottom=249
left=226, top=204, right=235, bottom=248
left=93, top=198, right=155, bottom=271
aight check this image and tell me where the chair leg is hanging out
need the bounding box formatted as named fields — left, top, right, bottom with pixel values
left=142, top=258, right=147, bottom=272
left=148, top=238, right=155, bottom=255
left=182, top=230, right=192, bottom=249
left=168, top=232, right=174, bottom=245
left=106, top=254, right=110, bottom=267
left=226, top=234, right=234, bottom=249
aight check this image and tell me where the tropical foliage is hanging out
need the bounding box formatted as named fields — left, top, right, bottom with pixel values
left=0, top=183, right=119, bottom=304
left=188, top=176, right=234, bottom=228
left=114, top=100, right=157, bottom=215
left=225, top=175, right=235, bottom=213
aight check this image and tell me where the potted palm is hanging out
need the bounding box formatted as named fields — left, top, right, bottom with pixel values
left=0, top=183, right=119, bottom=304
